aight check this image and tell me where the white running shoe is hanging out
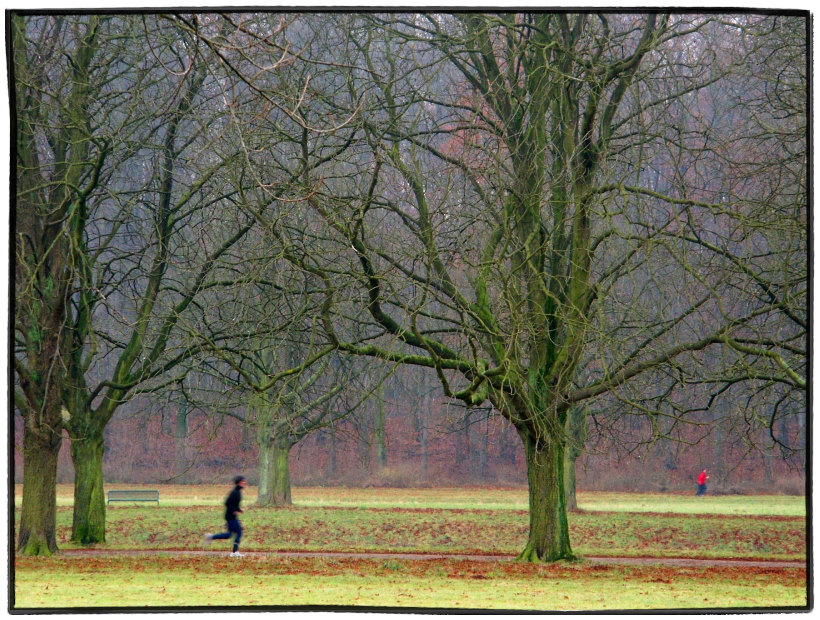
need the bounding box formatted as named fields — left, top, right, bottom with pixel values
left=203, top=534, right=212, bottom=544
left=229, top=551, right=244, bottom=557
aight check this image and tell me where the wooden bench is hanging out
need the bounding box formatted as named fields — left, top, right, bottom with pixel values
left=107, top=490, right=160, bottom=505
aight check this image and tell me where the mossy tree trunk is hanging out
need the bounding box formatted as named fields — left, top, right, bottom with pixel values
left=563, top=453, right=578, bottom=512
left=240, top=417, right=253, bottom=451
left=257, top=439, right=272, bottom=505
left=254, top=394, right=296, bottom=507
left=763, top=451, right=774, bottom=484
left=563, top=407, right=587, bottom=510
left=420, top=421, right=429, bottom=480
left=70, top=429, right=106, bottom=544
left=517, top=428, right=574, bottom=562
left=258, top=434, right=293, bottom=507
left=254, top=392, right=277, bottom=506
left=356, top=411, right=372, bottom=470
left=327, top=424, right=338, bottom=479
left=64, top=369, right=113, bottom=545
left=269, top=436, right=293, bottom=506
left=479, top=415, right=489, bottom=477
left=17, top=425, right=61, bottom=556
left=175, top=401, right=189, bottom=471
left=375, top=384, right=387, bottom=468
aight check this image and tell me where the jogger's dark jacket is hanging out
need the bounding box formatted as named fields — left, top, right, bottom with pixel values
left=224, top=485, right=243, bottom=521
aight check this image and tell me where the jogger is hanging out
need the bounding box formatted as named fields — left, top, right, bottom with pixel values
left=204, top=475, right=247, bottom=556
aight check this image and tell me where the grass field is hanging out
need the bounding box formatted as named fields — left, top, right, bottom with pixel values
left=14, top=555, right=806, bottom=611
left=12, top=485, right=808, bottom=611
left=17, top=484, right=807, bottom=515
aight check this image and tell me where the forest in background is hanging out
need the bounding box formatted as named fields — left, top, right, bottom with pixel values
left=14, top=359, right=806, bottom=494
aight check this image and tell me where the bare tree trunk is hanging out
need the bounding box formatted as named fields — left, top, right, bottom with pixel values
left=763, top=450, right=774, bottom=484
left=479, top=416, right=488, bottom=478
left=268, top=437, right=292, bottom=506
left=240, top=406, right=254, bottom=451
left=17, top=425, right=61, bottom=555
left=137, top=412, right=149, bottom=455
left=375, top=384, right=387, bottom=468
left=712, top=417, right=727, bottom=485
left=257, top=438, right=272, bottom=506
left=517, top=429, right=574, bottom=562
left=500, top=421, right=517, bottom=466
left=70, top=429, right=106, bottom=544
left=458, top=419, right=471, bottom=474
left=357, top=412, right=372, bottom=471
left=327, top=425, right=338, bottom=479
left=257, top=425, right=293, bottom=508
left=564, top=407, right=587, bottom=510
left=417, top=389, right=431, bottom=480
left=175, top=402, right=188, bottom=473
left=563, top=453, right=578, bottom=511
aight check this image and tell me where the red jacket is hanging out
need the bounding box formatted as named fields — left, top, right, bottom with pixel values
left=697, top=472, right=707, bottom=485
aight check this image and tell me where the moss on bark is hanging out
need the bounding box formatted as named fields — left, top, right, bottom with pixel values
left=17, top=427, right=61, bottom=556
left=517, top=432, right=575, bottom=562
left=70, top=431, right=106, bottom=544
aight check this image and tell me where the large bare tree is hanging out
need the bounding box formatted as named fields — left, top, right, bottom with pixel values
left=13, top=13, right=262, bottom=549
left=14, top=14, right=108, bottom=555
left=259, top=12, right=806, bottom=561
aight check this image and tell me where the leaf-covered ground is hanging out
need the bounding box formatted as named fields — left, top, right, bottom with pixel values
left=13, top=555, right=807, bottom=610
left=13, top=487, right=807, bottom=610
left=36, top=503, right=806, bottom=561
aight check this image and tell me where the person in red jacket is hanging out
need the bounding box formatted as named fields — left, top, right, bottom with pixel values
left=696, top=469, right=709, bottom=496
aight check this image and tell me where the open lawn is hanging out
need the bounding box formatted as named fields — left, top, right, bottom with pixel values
left=17, top=484, right=806, bottom=516
left=12, top=485, right=808, bottom=611
left=13, top=555, right=807, bottom=611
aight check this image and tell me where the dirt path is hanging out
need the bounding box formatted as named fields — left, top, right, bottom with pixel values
left=57, top=549, right=805, bottom=568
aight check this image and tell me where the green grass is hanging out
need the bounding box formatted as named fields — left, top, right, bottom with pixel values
left=574, top=492, right=806, bottom=517
left=36, top=503, right=805, bottom=561
left=13, top=485, right=808, bottom=610
left=13, top=555, right=807, bottom=610
left=17, top=484, right=807, bottom=515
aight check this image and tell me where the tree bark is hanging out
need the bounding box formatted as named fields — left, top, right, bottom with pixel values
left=517, top=431, right=574, bottom=562
left=357, top=413, right=372, bottom=470
left=70, top=430, right=106, bottom=544
left=712, top=417, right=726, bottom=485
left=375, top=385, right=387, bottom=468
left=175, top=402, right=189, bottom=471
left=269, top=437, right=292, bottom=506
left=500, top=422, right=517, bottom=466
left=257, top=438, right=272, bottom=505
left=479, top=417, right=488, bottom=478
left=563, top=407, right=587, bottom=510
left=17, top=426, right=61, bottom=555
left=418, top=388, right=431, bottom=479
left=763, top=451, right=774, bottom=484
left=240, top=419, right=253, bottom=451
left=327, top=425, right=337, bottom=479
left=563, top=452, right=578, bottom=511
left=257, top=435, right=292, bottom=506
